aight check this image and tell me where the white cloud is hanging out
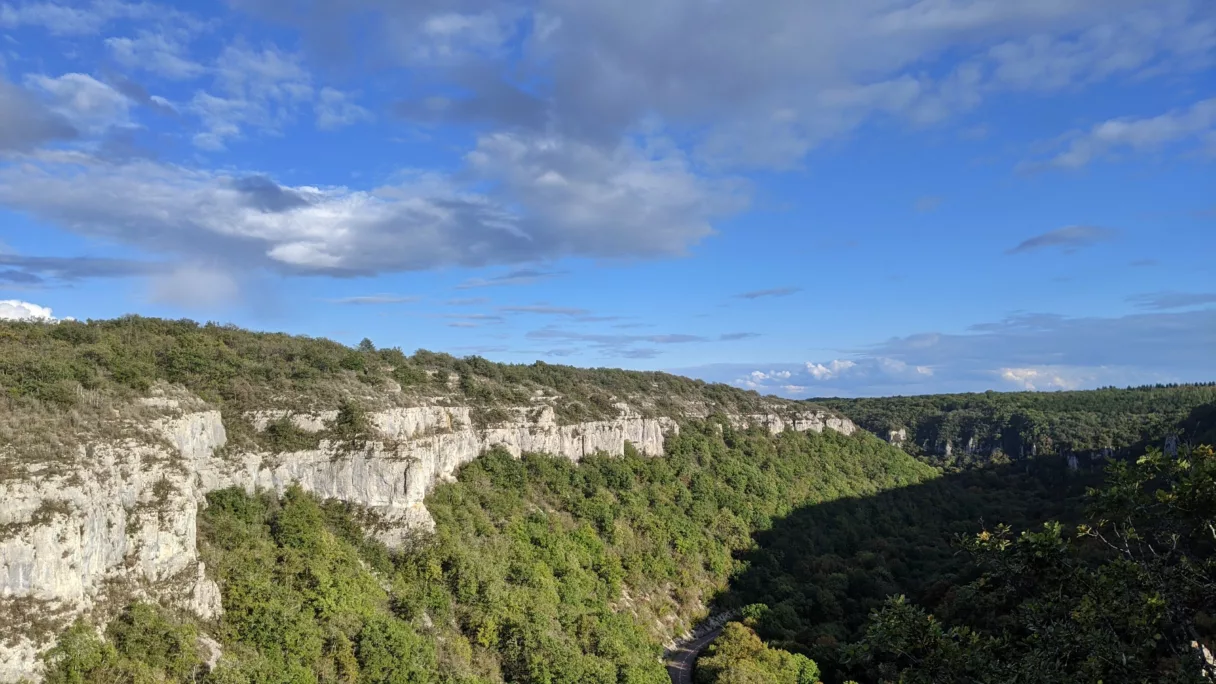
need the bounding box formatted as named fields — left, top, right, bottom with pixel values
left=467, top=133, right=745, bottom=258
left=0, top=299, right=55, bottom=321
left=189, top=45, right=314, bottom=148
left=234, top=0, right=1215, bottom=169
left=25, top=72, right=131, bottom=134
left=0, top=1, right=147, bottom=35
left=999, top=366, right=1087, bottom=391
left=1037, top=97, right=1216, bottom=168
left=316, top=87, right=372, bottom=130
left=105, top=31, right=205, bottom=80
left=805, top=359, right=857, bottom=380
left=687, top=306, right=1216, bottom=397
left=411, top=11, right=513, bottom=64
left=0, top=134, right=735, bottom=274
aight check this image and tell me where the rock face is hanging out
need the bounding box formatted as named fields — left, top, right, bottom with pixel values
left=0, top=402, right=854, bottom=681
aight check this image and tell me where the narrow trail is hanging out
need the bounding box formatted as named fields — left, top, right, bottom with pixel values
left=664, top=625, right=724, bottom=684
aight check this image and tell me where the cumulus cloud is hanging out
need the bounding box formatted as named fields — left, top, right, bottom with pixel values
left=1006, top=225, right=1118, bottom=254
left=999, top=366, right=1090, bottom=391
left=233, top=0, right=1216, bottom=169
left=0, top=299, right=56, bottom=321
left=1037, top=97, right=1216, bottom=168
left=805, top=359, right=858, bottom=380
left=466, top=133, right=745, bottom=257
left=0, top=134, right=734, bottom=275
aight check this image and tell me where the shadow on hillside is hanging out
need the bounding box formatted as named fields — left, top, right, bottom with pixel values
left=707, top=455, right=1104, bottom=681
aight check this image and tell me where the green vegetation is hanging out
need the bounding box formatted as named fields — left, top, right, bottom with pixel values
left=0, top=317, right=788, bottom=462
left=711, top=453, right=1097, bottom=680
left=849, top=445, right=1216, bottom=683
left=818, top=385, right=1216, bottom=469
left=18, top=317, right=1216, bottom=683
left=695, top=622, right=820, bottom=684
left=44, top=603, right=203, bottom=684
left=43, top=423, right=934, bottom=683
left=0, top=316, right=777, bottom=416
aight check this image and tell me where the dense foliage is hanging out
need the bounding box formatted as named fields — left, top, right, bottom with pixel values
left=849, top=445, right=1216, bottom=683
left=0, top=316, right=777, bottom=428
left=818, top=385, right=1216, bottom=469
left=694, top=622, right=819, bottom=684
left=712, top=455, right=1097, bottom=680
left=41, top=423, right=934, bottom=683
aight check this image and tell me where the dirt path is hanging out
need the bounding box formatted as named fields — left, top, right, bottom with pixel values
left=664, top=625, right=724, bottom=684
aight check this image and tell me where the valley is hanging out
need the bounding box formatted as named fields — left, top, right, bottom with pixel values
left=0, top=318, right=1213, bottom=683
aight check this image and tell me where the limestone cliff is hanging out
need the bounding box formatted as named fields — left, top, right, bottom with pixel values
left=0, top=398, right=854, bottom=681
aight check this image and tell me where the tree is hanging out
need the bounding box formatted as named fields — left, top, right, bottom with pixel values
left=850, top=445, right=1216, bottom=683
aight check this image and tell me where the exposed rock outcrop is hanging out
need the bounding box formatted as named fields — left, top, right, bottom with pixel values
left=0, top=401, right=854, bottom=681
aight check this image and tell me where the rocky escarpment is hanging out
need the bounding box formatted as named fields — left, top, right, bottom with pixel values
left=0, top=400, right=854, bottom=681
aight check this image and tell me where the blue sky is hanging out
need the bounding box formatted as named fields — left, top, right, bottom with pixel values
left=0, top=0, right=1213, bottom=397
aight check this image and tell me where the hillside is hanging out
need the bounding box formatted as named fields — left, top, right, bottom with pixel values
left=817, top=384, right=1216, bottom=469
left=2, top=318, right=1213, bottom=683
left=0, top=317, right=860, bottom=682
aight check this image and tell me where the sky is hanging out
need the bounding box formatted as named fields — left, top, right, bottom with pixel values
left=0, top=0, right=1213, bottom=398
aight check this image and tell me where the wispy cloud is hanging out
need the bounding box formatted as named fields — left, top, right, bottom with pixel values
left=0, top=254, right=163, bottom=282
left=526, top=328, right=710, bottom=357
left=455, top=268, right=565, bottom=289
left=499, top=305, right=590, bottom=316
left=328, top=294, right=421, bottom=304
left=914, top=196, right=943, bottom=213
left=1006, top=225, right=1118, bottom=254
left=1127, top=291, right=1216, bottom=311
left=446, top=297, right=490, bottom=306
left=1035, top=97, right=1216, bottom=169
left=443, top=313, right=504, bottom=323
left=735, top=286, right=801, bottom=300
left=719, top=332, right=760, bottom=341
left=673, top=308, right=1216, bottom=397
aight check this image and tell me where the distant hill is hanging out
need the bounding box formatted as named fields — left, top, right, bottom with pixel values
left=816, top=384, right=1216, bottom=469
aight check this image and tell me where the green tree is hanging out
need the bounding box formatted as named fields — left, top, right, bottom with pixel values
left=850, top=445, right=1216, bottom=683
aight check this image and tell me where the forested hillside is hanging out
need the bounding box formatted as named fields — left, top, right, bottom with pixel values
left=10, top=318, right=1216, bottom=683
left=818, top=385, right=1216, bottom=469
left=40, top=422, right=935, bottom=683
